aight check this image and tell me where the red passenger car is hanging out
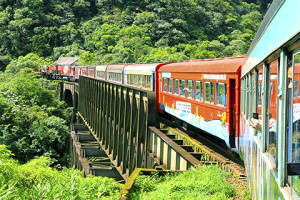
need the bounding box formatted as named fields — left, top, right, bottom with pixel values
left=158, top=57, right=245, bottom=148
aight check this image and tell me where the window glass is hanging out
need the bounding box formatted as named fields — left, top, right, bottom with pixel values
left=187, top=80, right=194, bottom=98
left=252, top=70, right=256, bottom=114
left=256, top=65, right=264, bottom=139
left=142, top=75, right=146, bottom=88
left=290, top=52, right=300, bottom=196
left=137, top=75, right=141, bottom=86
left=205, top=82, right=214, bottom=103
left=134, top=75, right=137, bottom=86
left=163, top=78, right=167, bottom=92
left=216, top=83, right=226, bottom=106
left=267, top=60, right=278, bottom=163
left=174, top=79, right=179, bottom=95
left=180, top=80, right=185, bottom=96
left=147, top=75, right=151, bottom=89
left=195, top=81, right=203, bottom=101
left=168, top=78, right=173, bottom=93
left=293, top=80, right=299, bottom=98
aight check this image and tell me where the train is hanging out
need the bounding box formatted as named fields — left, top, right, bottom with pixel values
left=40, top=0, right=300, bottom=199
left=41, top=57, right=244, bottom=151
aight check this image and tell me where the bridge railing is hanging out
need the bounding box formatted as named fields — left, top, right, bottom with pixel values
left=78, top=75, right=157, bottom=178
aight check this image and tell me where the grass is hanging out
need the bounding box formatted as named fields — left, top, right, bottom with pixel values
left=129, top=165, right=251, bottom=200
left=0, top=145, right=122, bottom=200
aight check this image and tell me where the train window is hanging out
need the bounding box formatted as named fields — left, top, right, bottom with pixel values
left=293, top=80, right=299, bottom=98
left=163, top=78, right=167, bottom=92
left=298, top=82, right=300, bottom=97
left=195, top=81, right=203, bottom=101
left=127, top=74, right=130, bottom=85
left=252, top=70, right=257, bottom=115
left=148, top=76, right=152, bottom=89
left=246, top=75, right=250, bottom=120
left=134, top=75, right=137, bottom=86
left=180, top=80, right=185, bottom=97
left=256, top=65, right=264, bottom=139
left=168, top=78, right=172, bottom=93
left=266, top=60, right=278, bottom=164
left=130, top=75, right=133, bottom=85
left=288, top=51, right=300, bottom=196
left=142, top=75, right=146, bottom=88
left=137, top=75, right=140, bottom=86
left=174, top=79, right=179, bottom=95
left=187, top=80, right=194, bottom=99
left=205, top=82, right=214, bottom=104
left=216, top=83, right=226, bottom=106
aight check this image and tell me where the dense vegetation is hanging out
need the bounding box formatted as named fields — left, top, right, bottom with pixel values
left=0, top=54, right=71, bottom=164
left=0, top=0, right=272, bottom=70
left=0, top=145, right=122, bottom=199
left=129, top=165, right=251, bottom=200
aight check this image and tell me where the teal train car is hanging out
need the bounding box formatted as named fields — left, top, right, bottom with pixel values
left=240, top=0, right=300, bottom=199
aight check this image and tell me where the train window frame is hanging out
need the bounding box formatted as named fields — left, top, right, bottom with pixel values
left=168, top=78, right=173, bottom=94
left=187, top=80, right=194, bottom=99
left=287, top=47, right=300, bottom=198
left=205, top=81, right=214, bottom=104
left=265, top=59, right=279, bottom=166
left=174, top=79, right=179, bottom=95
left=216, top=82, right=227, bottom=107
left=195, top=81, right=203, bottom=101
left=180, top=79, right=186, bottom=97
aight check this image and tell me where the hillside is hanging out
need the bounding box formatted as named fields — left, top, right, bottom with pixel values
left=0, top=0, right=272, bottom=70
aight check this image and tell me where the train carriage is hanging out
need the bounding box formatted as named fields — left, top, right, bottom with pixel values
left=240, top=0, right=300, bottom=199
left=124, top=63, right=160, bottom=91
left=158, top=57, right=245, bottom=148
left=106, top=64, right=126, bottom=84
left=95, top=65, right=108, bottom=80
left=75, top=66, right=88, bottom=80
left=87, top=66, right=96, bottom=78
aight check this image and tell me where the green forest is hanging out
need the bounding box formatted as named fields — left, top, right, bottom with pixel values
left=0, top=0, right=272, bottom=198
left=0, top=0, right=272, bottom=70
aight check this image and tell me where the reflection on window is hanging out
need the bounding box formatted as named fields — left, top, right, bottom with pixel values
left=147, top=75, right=152, bottom=89
left=257, top=65, right=263, bottom=139
left=293, top=80, right=299, bottom=98
left=252, top=70, right=256, bottom=114
left=174, top=79, right=179, bottom=95
left=290, top=52, right=300, bottom=196
left=134, top=75, right=137, bottom=86
left=216, top=83, right=226, bottom=106
left=168, top=78, right=172, bottom=93
left=195, top=81, right=203, bottom=101
left=180, top=80, right=185, bottom=96
left=187, top=80, right=194, bottom=99
left=142, top=75, right=146, bottom=88
left=205, top=82, right=214, bottom=103
left=163, top=78, right=167, bottom=92
left=130, top=75, right=133, bottom=85
left=267, top=61, right=278, bottom=163
left=96, top=71, right=105, bottom=79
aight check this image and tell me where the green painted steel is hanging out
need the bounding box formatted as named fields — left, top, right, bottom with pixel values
left=78, top=76, right=157, bottom=179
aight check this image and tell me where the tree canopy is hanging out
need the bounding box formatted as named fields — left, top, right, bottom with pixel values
left=0, top=0, right=272, bottom=69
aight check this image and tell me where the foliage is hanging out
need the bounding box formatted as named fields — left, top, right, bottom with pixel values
left=5, top=53, right=52, bottom=74
left=0, top=0, right=272, bottom=69
left=0, top=145, right=122, bottom=199
left=129, top=165, right=236, bottom=199
left=0, top=62, right=72, bottom=164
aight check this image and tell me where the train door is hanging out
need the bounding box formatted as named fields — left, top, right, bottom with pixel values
left=229, top=78, right=236, bottom=148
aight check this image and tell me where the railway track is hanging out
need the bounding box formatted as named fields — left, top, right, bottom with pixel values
left=157, top=114, right=247, bottom=182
